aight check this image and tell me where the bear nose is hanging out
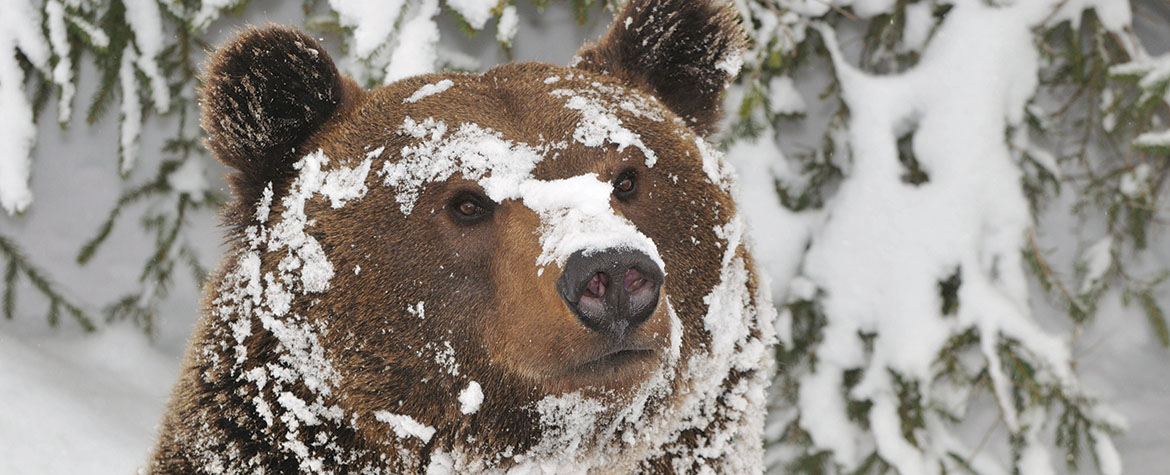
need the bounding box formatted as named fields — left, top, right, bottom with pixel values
left=556, top=249, right=664, bottom=336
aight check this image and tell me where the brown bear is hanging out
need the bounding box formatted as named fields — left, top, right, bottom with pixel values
left=149, top=0, right=775, bottom=472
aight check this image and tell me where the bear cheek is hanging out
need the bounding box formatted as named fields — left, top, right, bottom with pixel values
left=481, top=205, right=583, bottom=379
left=638, top=166, right=733, bottom=354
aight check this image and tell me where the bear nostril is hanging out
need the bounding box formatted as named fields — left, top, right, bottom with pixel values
left=585, top=272, right=609, bottom=299
left=623, top=268, right=648, bottom=294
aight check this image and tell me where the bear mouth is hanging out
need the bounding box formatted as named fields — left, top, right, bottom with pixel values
left=574, top=346, right=657, bottom=374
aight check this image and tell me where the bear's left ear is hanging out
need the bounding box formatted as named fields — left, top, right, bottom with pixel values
left=202, top=26, right=345, bottom=206
left=573, top=0, right=746, bottom=137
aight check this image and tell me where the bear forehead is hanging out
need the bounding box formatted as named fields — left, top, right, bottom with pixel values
left=339, top=62, right=692, bottom=182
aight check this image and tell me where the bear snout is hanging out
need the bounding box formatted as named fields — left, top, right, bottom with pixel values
left=556, top=248, right=664, bottom=337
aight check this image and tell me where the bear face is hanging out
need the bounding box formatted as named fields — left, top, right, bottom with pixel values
left=151, top=0, right=775, bottom=473
left=315, top=66, right=735, bottom=395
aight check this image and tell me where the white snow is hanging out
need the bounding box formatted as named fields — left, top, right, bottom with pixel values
left=191, top=0, right=246, bottom=32
left=0, top=325, right=180, bottom=474
left=268, top=150, right=341, bottom=293
left=521, top=174, right=666, bottom=270
left=65, top=13, right=109, bottom=49
left=374, top=411, right=437, bottom=442
left=1027, top=145, right=1062, bottom=179
left=384, top=0, right=441, bottom=84
left=1109, top=53, right=1170, bottom=89
left=118, top=45, right=141, bottom=175
left=123, top=0, right=171, bottom=113
left=458, top=381, right=483, bottom=414
left=381, top=117, right=536, bottom=215
left=45, top=1, right=74, bottom=124
left=319, top=156, right=373, bottom=208
left=329, top=0, right=408, bottom=59
left=900, top=1, right=936, bottom=53
left=1133, top=128, right=1170, bottom=149
left=1044, top=0, right=1133, bottom=32
left=0, top=0, right=47, bottom=214
left=766, top=75, right=805, bottom=115
left=715, top=50, right=744, bottom=78
left=550, top=85, right=662, bottom=167
left=446, top=0, right=496, bottom=30
left=428, top=339, right=460, bottom=376
left=407, top=301, right=425, bottom=319
left=496, top=5, right=519, bottom=46
left=256, top=183, right=274, bottom=223
left=1120, top=162, right=1151, bottom=197
left=696, top=136, right=730, bottom=191
left=1079, top=236, right=1114, bottom=294
left=1017, top=409, right=1057, bottom=475
left=1093, top=426, right=1124, bottom=475
left=404, top=79, right=455, bottom=103
left=723, top=130, right=812, bottom=344
left=168, top=157, right=209, bottom=201
left=425, top=451, right=456, bottom=475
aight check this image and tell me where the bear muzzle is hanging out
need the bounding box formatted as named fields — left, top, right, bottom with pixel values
left=556, top=248, right=664, bottom=339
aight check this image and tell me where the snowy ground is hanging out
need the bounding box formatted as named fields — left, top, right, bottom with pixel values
left=0, top=322, right=181, bottom=474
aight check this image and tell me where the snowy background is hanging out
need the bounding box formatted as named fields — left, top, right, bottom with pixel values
left=1, top=0, right=1168, bottom=474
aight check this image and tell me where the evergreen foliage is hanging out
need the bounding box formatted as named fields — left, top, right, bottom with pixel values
left=0, top=234, right=93, bottom=331
left=732, top=2, right=1165, bottom=474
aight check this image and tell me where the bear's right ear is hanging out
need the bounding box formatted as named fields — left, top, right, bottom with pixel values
left=572, top=0, right=745, bottom=137
left=202, top=26, right=343, bottom=198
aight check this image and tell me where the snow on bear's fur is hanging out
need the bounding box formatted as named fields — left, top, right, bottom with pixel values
left=149, top=0, right=775, bottom=472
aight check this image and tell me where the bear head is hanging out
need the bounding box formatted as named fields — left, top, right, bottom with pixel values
left=151, top=0, right=775, bottom=472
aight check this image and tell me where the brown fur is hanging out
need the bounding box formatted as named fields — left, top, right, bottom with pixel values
left=151, top=1, right=768, bottom=473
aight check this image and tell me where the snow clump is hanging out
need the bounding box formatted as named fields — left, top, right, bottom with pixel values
left=458, top=381, right=483, bottom=415
left=549, top=82, right=665, bottom=167
left=0, top=1, right=50, bottom=214
left=404, top=79, right=455, bottom=103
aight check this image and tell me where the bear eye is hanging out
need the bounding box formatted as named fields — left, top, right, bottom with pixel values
left=613, top=170, right=637, bottom=201
left=449, top=192, right=493, bottom=223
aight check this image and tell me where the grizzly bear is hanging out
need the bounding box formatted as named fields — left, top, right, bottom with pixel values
left=149, top=0, right=775, bottom=472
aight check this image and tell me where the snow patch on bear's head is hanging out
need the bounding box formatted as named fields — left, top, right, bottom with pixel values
left=518, top=174, right=666, bottom=272
left=403, top=78, right=454, bottom=104
left=549, top=81, right=664, bottom=168
left=379, top=115, right=664, bottom=270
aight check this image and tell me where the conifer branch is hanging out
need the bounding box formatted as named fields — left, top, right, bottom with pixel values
left=0, top=233, right=94, bottom=331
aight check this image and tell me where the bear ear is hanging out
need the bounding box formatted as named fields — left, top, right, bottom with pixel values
left=201, top=26, right=344, bottom=197
left=572, top=0, right=746, bottom=137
